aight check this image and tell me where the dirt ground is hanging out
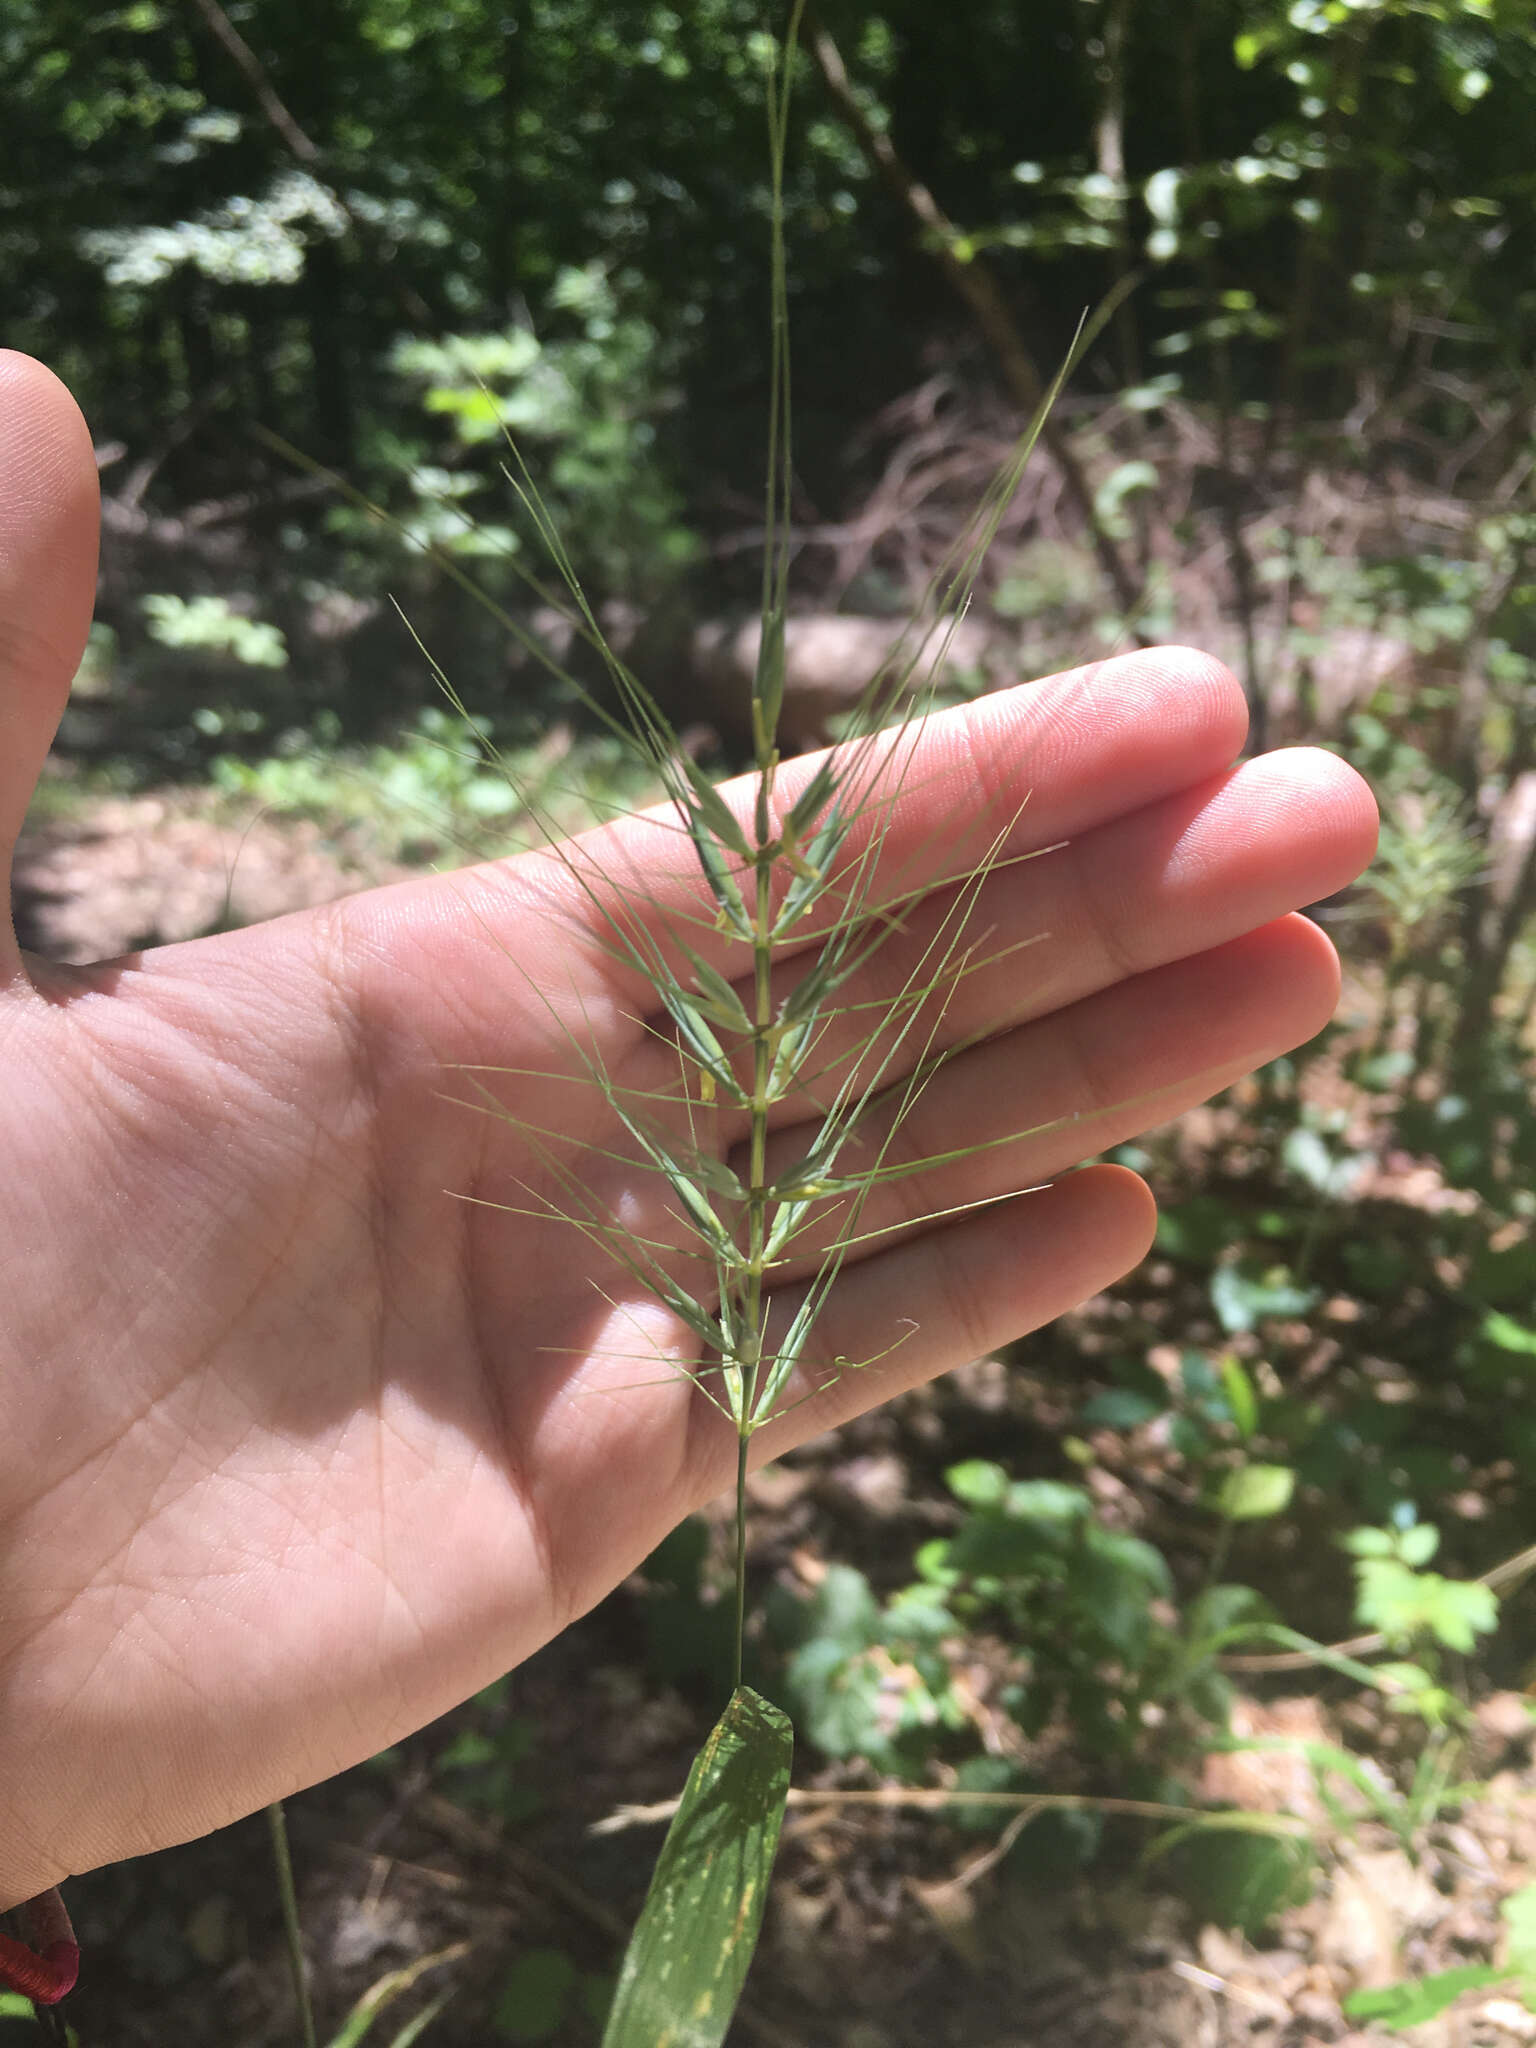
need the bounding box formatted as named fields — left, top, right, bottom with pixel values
left=13, top=787, right=408, bottom=963
left=11, top=792, right=1536, bottom=2048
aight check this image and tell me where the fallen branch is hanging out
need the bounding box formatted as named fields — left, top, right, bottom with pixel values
left=592, top=1784, right=1309, bottom=1839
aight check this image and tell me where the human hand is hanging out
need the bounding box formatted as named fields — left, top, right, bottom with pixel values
left=0, top=350, right=1376, bottom=1906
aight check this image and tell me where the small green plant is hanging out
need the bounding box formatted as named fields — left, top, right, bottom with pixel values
left=912, top=1462, right=1190, bottom=1765
left=1346, top=1519, right=1499, bottom=1664
left=767, top=1444, right=1274, bottom=1791
left=210, top=707, right=659, bottom=866
left=773, top=1562, right=967, bottom=1775
left=1344, top=1882, right=1536, bottom=2032
left=1196, top=1517, right=1504, bottom=1862
left=390, top=260, right=699, bottom=597
left=141, top=592, right=289, bottom=669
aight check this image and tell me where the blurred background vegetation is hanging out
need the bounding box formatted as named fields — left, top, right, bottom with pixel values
left=9, top=2, right=1536, bottom=2043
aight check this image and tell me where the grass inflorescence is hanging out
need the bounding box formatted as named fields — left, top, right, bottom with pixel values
left=268, top=13, right=1118, bottom=2041
left=420, top=12, right=1108, bottom=2037
left=447, top=0, right=1089, bottom=1669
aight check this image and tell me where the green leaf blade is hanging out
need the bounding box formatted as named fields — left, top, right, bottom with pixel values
left=1218, top=1463, right=1296, bottom=1521
left=602, top=1687, right=792, bottom=2048
left=1344, top=1964, right=1505, bottom=2031
left=1218, top=1354, right=1259, bottom=1440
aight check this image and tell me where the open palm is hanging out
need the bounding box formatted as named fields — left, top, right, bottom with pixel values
left=0, top=351, right=1377, bottom=1908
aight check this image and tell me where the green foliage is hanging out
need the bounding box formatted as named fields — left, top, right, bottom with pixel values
left=1343, top=1963, right=1505, bottom=2031
left=210, top=708, right=656, bottom=863
left=1209, top=1261, right=1317, bottom=1335
left=1343, top=1523, right=1500, bottom=1656
left=771, top=1460, right=1237, bottom=1780
left=925, top=1490, right=1184, bottom=1758
left=1152, top=1828, right=1315, bottom=1939
left=1216, top=1462, right=1295, bottom=1521
left=433, top=1711, right=542, bottom=1825
left=758, top=1324, right=1526, bottom=1896
left=1219, top=1354, right=1259, bottom=1440
left=1280, top=1122, right=1371, bottom=1201
left=81, top=170, right=349, bottom=290
left=600, top=1689, right=791, bottom=2048
left=322, top=1952, right=458, bottom=2048
left=390, top=263, right=700, bottom=594
left=1353, top=751, right=1485, bottom=965
left=141, top=594, right=288, bottom=669
left=1482, top=1309, right=1536, bottom=1358
left=775, top=1564, right=965, bottom=1773
left=1503, top=1882, right=1536, bottom=1991
left=16, top=0, right=1536, bottom=702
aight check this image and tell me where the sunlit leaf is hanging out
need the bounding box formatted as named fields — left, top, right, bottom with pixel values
left=944, top=1459, right=1009, bottom=1509
left=1218, top=1464, right=1296, bottom=1521
left=1353, top=1558, right=1498, bottom=1654
left=1218, top=1355, right=1259, bottom=1440
left=602, top=1688, right=791, bottom=2048
left=1210, top=1263, right=1317, bottom=1335
left=1484, top=1310, right=1536, bottom=1357
left=1005, top=1479, right=1092, bottom=1524
left=1397, top=1522, right=1440, bottom=1568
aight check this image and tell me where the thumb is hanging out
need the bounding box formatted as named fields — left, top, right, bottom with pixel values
left=0, top=352, right=100, bottom=988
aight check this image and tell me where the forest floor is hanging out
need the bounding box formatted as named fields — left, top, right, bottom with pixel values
left=40, top=1544, right=1536, bottom=2048
left=11, top=787, right=1536, bottom=2048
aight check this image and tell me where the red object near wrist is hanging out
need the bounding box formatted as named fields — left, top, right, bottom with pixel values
left=0, top=1887, right=78, bottom=2004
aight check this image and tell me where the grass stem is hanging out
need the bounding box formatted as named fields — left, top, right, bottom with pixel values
left=266, top=1800, right=317, bottom=2048
left=734, top=1432, right=749, bottom=1692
